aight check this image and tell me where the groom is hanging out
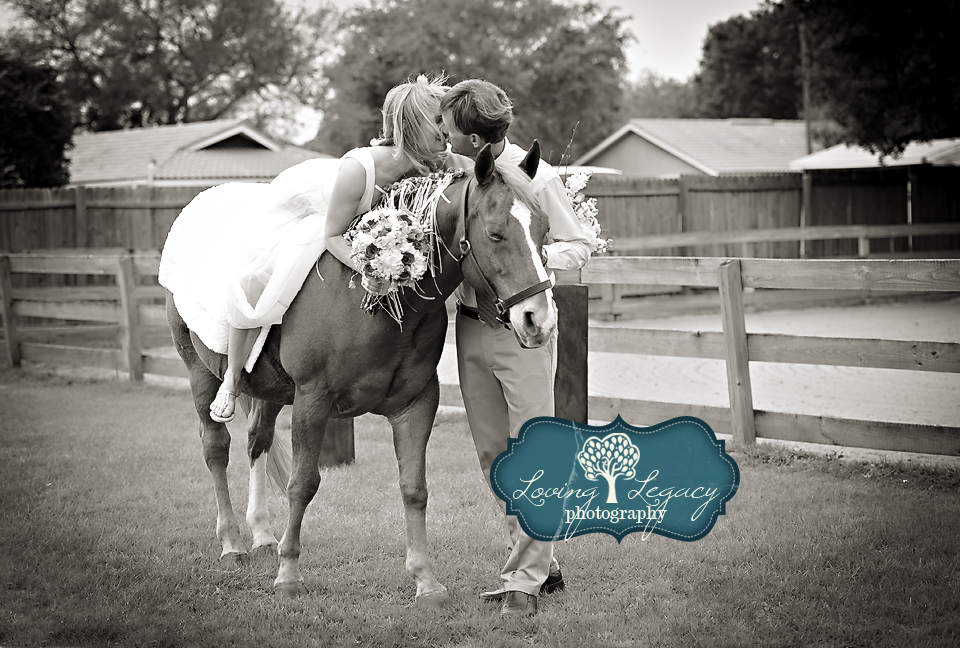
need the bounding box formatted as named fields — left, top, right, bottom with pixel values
left=439, top=79, right=591, bottom=616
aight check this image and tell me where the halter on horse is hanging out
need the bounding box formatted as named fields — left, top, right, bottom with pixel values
left=166, top=142, right=556, bottom=605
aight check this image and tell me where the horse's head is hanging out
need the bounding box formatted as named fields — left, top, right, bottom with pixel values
left=458, top=142, right=558, bottom=348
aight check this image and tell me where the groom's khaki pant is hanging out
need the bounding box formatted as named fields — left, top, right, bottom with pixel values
left=456, top=311, right=559, bottom=597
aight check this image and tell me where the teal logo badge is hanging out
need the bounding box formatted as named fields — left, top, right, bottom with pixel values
left=490, top=416, right=739, bottom=543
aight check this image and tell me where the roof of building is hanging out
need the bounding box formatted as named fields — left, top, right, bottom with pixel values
left=789, top=138, right=960, bottom=170
left=68, top=118, right=330, bottom=186
left=574, top=118, right=811, bottom=175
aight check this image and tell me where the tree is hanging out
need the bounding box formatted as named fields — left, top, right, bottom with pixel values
left=695, top=0, right=802, bottom=119
left=5, top=0, right=334, bottom=136
left=798, top=0, right=960, bottom=157
left=624, top=71, right=700, bottom=118
left=693, top=0, right=960, bottom=156
left=0, top=48, right=73, bottom=187
left=312, top=0, right=629, bottom=162
left=577, top=432, right=640, bottom=504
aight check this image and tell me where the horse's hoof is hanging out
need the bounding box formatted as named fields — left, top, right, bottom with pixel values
left=219, top=551, right=248, bottom=568
left=274, top=581, right=308, bottom=600
left=416, top=590, right=451, bottom=609
left=250, top=543, right=278, bottom=562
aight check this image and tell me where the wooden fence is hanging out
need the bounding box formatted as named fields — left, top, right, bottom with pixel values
left=0, top=186, right=202, bottom=252
left=2, top=250, right=958, bottom=457
left=554, top=256, right=960, bottom=456
left=583, top=167, right=960, bottom=259
left=3, top=174, right=958, bottom=318
left=5, top=169, right=959, bottom=259
left=595, top=220, right=960, bottom=318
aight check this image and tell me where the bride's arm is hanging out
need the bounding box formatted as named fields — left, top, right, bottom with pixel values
left=324, top=158, right=367, bottom=269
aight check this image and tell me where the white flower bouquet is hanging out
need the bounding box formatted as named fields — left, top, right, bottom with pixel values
left=343, top=169, right=463, bottom=326
left=347, top=208, right=430, bottom=290
left=564, top=171, right=611, bottom=255
left=345, top=208, right=431, bottom=322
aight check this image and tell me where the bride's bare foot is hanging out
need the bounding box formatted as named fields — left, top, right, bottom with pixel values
left=210, top=385, right=237, bottom=423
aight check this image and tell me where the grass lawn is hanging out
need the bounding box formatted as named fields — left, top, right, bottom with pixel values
left=1, top=366, right=958, bottom=647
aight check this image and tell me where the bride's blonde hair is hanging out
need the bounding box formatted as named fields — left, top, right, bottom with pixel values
left=373, top=73, right=449, bottom=174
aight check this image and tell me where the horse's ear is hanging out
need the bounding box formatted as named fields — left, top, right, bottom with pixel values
left=520, top=140, right=540, bottom=179
left=476, top=144, right=495, bottom=186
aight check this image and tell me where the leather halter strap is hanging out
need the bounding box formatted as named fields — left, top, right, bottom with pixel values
left=454, top=178, right=553, bottom=326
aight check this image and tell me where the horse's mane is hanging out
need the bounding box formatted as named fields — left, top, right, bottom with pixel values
left=493, top=161, right=540, bottom=215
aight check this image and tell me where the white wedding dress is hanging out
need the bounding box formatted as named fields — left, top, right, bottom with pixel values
left=159, top=148, right=377, bottom=367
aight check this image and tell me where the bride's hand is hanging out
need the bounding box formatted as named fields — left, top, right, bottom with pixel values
left=361, top=275, right=391, bottom=296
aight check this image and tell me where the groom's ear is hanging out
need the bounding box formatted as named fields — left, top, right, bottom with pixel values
left=520, top=140, right=540, bottom=179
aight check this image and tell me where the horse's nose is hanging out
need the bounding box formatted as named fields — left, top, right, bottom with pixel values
left=521, top=308, right=539, bottom=336
left=513, top=294, right=557, bottom=347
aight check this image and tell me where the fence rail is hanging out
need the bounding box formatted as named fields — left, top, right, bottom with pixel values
left=549, top=256, right=960, bottom=456
left=594, top=221, right=960, bottom=318
left=2, top=250, right=958, bottom=457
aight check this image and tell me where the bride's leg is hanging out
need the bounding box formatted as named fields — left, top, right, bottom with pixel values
left=211, top=326, right=261, bottom=422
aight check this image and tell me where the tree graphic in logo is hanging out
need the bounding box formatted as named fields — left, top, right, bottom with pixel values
left=577, top=432, right=641, bottom=504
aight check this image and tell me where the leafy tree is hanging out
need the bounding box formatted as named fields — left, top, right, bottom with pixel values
left=624, top=71, right=700, bottom=118
left=0, top=48, right=73, bottom=187
left=693, top=0, right=960, bottom=156
left=577, top=432, right=640, bottom=504
left=695, top=0, right=802, bottom=119
left=313, top=0, right=629, bottom=163
left=798, top=0, right=960, bottom=156
left=4, top=0, right=334, bottom=136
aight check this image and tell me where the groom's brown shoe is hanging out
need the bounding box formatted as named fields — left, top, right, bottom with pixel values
left=501, top=591, right=538, bottom=616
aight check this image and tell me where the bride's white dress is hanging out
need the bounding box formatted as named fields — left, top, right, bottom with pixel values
left=159, top=148, right=377, bottom=367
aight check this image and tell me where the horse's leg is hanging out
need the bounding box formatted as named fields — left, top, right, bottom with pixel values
left=274, top=389, right=330, bottom=599
left=171, top=327, right=248, bottom=566
left=246, top=399, right=285, bottom=554
left=387, top=372, right=449, bottom=608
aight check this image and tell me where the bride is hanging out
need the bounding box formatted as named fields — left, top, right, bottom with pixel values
left=159, top=74, right=450, bottom=422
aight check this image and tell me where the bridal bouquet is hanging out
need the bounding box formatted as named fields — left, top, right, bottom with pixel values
left=347, top=208, right=430, bottom=291
left=564, top=171, right=611, bottom=254
left=344, top=170, right=463, bottom=325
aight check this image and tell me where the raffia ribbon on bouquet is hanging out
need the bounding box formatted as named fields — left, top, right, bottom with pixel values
left=345, top=170, right=465, bottom=327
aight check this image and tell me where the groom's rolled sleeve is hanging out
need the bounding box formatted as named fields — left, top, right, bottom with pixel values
left=537, top=178, right=591, bottom=271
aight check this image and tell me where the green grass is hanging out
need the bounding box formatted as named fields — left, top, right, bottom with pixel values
left=1, top=367, right=959, bottom=647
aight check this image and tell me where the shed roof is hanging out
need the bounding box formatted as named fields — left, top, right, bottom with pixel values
left=68, top=119, right=330, bottom=186
left=789, top=138, right=960, bottom=170
left=574, top=118, right=810, bottom=175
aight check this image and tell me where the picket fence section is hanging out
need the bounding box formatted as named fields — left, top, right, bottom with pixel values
left=2, top=250, right=958, bottom=457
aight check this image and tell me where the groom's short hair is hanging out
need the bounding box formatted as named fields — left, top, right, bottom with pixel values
left=439, top=79, right=513, bottom=144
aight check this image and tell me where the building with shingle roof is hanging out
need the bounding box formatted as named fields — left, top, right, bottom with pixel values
left=573, top=118, right=812, bottom=177
left=67, top=118, right=331, bottom=187
left=789, top=138, right=960, bottom=170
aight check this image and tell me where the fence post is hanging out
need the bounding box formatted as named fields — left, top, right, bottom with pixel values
left=800, top=172, right=812, bottom=259
left=0, top=255, right=21, bottom=367
left=116, top=256, right=144, bottom=381
left=554, top=284, right=589, bottom=424
left=718, top=260, right=756, bottom=445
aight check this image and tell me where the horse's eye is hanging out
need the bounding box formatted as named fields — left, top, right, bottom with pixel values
left=487, top=232, right=503, bottom=243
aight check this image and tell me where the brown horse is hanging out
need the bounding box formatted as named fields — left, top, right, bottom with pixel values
left=165, top=143, right=557, bottom=605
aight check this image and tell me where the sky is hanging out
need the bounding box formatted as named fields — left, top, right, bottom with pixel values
left=1, top=0, right=766, bottom=81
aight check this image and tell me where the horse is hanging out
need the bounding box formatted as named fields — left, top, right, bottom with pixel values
left=165, top=142, right=558, bottom=605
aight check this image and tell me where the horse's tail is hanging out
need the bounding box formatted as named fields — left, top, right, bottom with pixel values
left=237, top=395, right=291, bottom=498
left=265, top=423, right=292, bottom=499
